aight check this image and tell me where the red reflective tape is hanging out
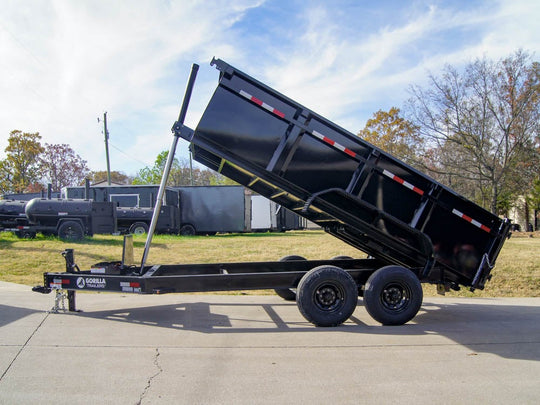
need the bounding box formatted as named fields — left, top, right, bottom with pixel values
left=62, top=279, right=70, bottom=285
left=323, top=136, right=335, bottom=146
left=130, top=282, right=140, bottom=288
left=462, top=213, right=473, bottom=223
left=239, top=90, right=285, bottom=119
left=273, top=109, right=285, bottom=118
left=382, top=169, right=424, bottom=196
left=311, top=130, right=357, bottom=159
left=250, top=96, right=263, bottom=106
left=393, top=175, right=405, bottom=185
left=412, top=186, right=424, bottom=196
left=452, top=209, right=491, bottom=233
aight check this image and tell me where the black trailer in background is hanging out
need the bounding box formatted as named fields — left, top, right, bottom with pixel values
left=63, top=184, right=303, bottom=235
left=35, top=59, right=511, bottom=327
left=63, top=185, right=181, bottom=234
left=176, top=185, right=249, bottom=235
left=1, top=197, right=116, bottom=239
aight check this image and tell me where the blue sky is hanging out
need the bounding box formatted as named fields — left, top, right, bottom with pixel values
left=1, top=0, right=539, bottom=177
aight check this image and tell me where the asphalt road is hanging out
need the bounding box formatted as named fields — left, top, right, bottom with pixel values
left=0, top=281, right=539, bottom=404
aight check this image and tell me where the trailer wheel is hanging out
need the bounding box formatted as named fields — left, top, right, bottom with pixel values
left=274, top=255, right=306, bottom=301
left=296, top=265, right=358, bottom=327
left=180, top=224, right=196, bottom=236
left=129, top=222, right=149, bottom=235
left=16, top=230, right=36, bottom=239
left=57, top=221, right=84, bottom=241
left=331, top=255, right=353, bottom=260
left=363, top=266, right=423, bottom=325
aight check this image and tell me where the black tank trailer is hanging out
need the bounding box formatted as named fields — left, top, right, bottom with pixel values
left=63, top=185, right=181, bottom=235
left=13, top=198, right=116, bottom=240
left=34, top=60, right=511, bottom=327
left=0, top=199, right=29, bottom=231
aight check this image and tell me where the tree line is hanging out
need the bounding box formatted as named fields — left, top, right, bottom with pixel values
left=2, top=50, right=538, bottom=220
left=0, top=130, right=91, bottom=194
left=132, top=151, right=236, bottom=187
left=359, top=50, right=539, bottom=218
left=0, top=131, right=230, bottom=196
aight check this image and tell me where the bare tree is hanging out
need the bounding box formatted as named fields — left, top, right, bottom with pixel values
left=39, top=143, right=90, bottom=191
left=407, top=50, right=540, bottom=214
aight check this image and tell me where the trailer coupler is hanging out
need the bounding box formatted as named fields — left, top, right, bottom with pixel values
left=32, top=285, right=51, bottom=294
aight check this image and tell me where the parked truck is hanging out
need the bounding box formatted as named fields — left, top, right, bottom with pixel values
left=33, top=59, right=511, bottom=327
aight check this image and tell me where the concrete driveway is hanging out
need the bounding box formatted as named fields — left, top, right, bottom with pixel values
left=0, top=281, right=538, bottom=404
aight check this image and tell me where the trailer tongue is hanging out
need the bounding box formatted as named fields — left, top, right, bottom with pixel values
left=33, top=59, right=511, bottom=327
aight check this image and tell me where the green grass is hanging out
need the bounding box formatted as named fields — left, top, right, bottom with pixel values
left=0, top=230, right=538, bottom=297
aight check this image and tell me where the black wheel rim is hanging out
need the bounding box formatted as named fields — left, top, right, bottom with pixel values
left=314, top=282, right=344, bottom=312
left=64, top=226, right=79, bottom=240
left=380, top=282, right=411, bottom=313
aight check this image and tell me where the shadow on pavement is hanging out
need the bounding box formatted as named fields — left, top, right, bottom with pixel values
left=70, top=298, right=540, bottom=361
left=0, top=304, right=41, bottom=328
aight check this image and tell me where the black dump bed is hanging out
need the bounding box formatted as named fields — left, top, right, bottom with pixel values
left=177, top=58, right=511, bottom=291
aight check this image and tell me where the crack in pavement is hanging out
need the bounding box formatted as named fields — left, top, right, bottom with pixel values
left=0, top=311, right=50, bottom=381
left=136, top=348, right=163, bottom=405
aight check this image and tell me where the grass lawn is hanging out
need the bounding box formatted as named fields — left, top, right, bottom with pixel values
left=0, top=230, right=538, bottom=297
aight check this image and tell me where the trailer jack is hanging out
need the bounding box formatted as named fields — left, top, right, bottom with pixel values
left=49, top=290, right=78, bottom=313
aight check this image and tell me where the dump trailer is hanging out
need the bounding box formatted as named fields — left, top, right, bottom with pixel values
left=33, top=59, right=511, bottom=327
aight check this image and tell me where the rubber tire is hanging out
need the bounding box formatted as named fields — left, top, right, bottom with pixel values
left=274, top=255, right=306, bottom=301
left=16, top=230, right=36, bottom=239
left=57, top=221, right=84, bottom=241
left=363, top=265, right=423, bottom=326
left=180, top=224, right=196, bottom=236
left=129, top=222, right=149, bottom=235
left=296, top=265, right=358, bottom=327
left=331, top=255, right=354, bottom=260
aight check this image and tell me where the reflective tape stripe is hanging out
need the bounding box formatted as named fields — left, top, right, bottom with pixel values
left=312, top=130, right=357, bottom=158
left=120, top=282, right=140, bottom=288
left=452, top=209, right=491, bottom=233
left=239, top=90, right=285, bottom=118
left=382, top=169, right=424, bottom=196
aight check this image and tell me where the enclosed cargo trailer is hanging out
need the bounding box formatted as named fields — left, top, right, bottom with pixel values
left=34, top=59, right=511, bottom=327
left=177, top=185, right=249, bottom=235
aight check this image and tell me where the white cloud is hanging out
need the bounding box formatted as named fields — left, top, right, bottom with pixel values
left=0, top=0, right=264, bottom=175
left=0, top=0, right=538, bottom=179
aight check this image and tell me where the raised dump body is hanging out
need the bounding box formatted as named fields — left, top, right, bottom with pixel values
left=178, top=58, right=511, bottom=291
left=34, top=59, right=512, bottom=327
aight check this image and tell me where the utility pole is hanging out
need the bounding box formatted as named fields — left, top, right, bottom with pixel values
left=99, top=112, right=112, bottom=185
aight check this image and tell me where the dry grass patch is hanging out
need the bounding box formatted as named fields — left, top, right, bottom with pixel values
left=1, top=230, right=538, bottom=297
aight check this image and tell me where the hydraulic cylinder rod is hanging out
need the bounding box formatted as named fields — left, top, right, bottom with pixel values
left=140, top=63, right=199, bottom=271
